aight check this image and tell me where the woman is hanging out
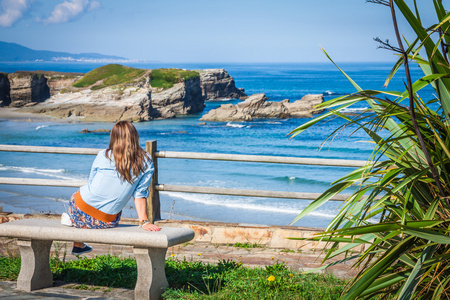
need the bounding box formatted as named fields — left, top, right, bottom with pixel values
left=62, top=121, right=161, bottom=255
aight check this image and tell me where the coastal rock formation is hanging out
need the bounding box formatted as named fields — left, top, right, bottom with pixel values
left=199, top=69, right=246, bottom=100
left=0, top=65, right=246, bottom=121
left=150, top=77, right=204, bottom=119
left=5, top=71, right=81, bottom=107
left=21, top=75, right=203, bottom=122
left=200, top=93, right=324, bottom=122
left=8, top=72, right=51, bottom=107
left=46, top=73, right=83, bottom=96
left=0, top=73, right=10, bottom=107
left=24, top=83, right=154, bottom=122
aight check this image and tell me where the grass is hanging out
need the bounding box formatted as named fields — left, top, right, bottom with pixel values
left=150, top=68, right=199, bottom=90
left=72, top=64, right=146, bottom=90
left=71, top=65, right=199, bottom=91
left=230, top=242, right=264, bottom=249
left=0, top=255, right=347, bottom=299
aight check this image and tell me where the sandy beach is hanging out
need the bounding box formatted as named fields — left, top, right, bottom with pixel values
left=0, top=107, right=55, bottom=122
left=0, top=107, right=88, bottom=123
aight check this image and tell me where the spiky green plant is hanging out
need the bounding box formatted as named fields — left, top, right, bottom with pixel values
left=289, top=1, right=450, bottom=299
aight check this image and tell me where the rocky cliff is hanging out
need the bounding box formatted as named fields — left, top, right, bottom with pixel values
left=150, top=76, right=203, bottom=119
left=0, top=65, right=247, bottom=121
left=199, top=69, right=246, bottom=100
left=0, top=73, right=10, bottom=107
left=200, top=93, right=324, bottom=122
left=24, top=81, right=154, bottom=122
left=3, top=71, right=82, bottom=107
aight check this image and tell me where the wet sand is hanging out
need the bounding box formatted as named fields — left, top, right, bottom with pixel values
left=0, top=107, right=85, bottom=123
left=0, top=107, right=55, bottom=122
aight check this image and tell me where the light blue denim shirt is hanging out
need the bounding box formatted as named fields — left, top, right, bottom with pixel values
left=79, top=150, right=154, bottom=215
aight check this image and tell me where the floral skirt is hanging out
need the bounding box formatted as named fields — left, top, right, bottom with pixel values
left=68, top=192, right=121, bottom=229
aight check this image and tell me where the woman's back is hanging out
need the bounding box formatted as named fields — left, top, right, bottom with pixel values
left=80, top=150, right=154, bottom=215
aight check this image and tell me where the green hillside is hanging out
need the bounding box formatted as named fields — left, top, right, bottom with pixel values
left=150, top=68, right=199, bottom=89
left=72, top=64, right=146, bottom=90
left=72, top=64, right=200, bottom=91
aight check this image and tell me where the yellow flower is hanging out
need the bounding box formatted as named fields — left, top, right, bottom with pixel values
left=289, top=273, right=294, bottom=278
left=171, top=254, right=175, bottom=257
left=270, top=257, right=274, bottom=260
left=197, top=253, right=202, bottom=256
left=267, top=275, right=275, bottom=282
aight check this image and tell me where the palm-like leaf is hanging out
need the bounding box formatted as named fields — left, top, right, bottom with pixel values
left=289, top=1, right=450, bottom=299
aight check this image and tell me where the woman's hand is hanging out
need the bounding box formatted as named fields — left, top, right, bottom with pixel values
left=134, top=197, right=161, bottom=231
left=142, top=222, right=161, bottom=231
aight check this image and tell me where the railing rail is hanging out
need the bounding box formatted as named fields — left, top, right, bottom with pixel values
left=0, top=145, right=368, bottom=167
left=0, top=143, right=365, bottom=223
left=0, top=178, right=351, bottom=201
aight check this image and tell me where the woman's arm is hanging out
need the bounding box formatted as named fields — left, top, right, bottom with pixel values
left=134, top=197, right=161, bottom=231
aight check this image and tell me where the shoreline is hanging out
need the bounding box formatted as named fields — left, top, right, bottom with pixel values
left=0, top=107, right=87, bottom=123
left=0, top=107, right=56, bottom=122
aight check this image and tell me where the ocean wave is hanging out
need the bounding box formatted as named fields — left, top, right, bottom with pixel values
left=0, top=164, right=84, bottom=180
left=256, top=121, right=283, bottom=125
left=160, top=131, right=188, bottom=135
left=35, top=125, right=49, bottom=130
left=340, top=107, right=370, bottom=113
left=323, top=91, right=350, bottom=96
left=0, top=189, right=69, bottom=203
left=273, top=176, right=331, bottom=185
left=163, top=192, right=337, bottom=219
left=226, top=122, right=245, bottom=128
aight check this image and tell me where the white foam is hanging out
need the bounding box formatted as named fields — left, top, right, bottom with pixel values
left=0, top=164, right=85, bottom=180
left=340, top=107, right=370, bottom=113
left=35, top=125, right=49, bottom=130
left=226, top=122, right=245, bottom=128
left=162, top=191, right=337, bottom=219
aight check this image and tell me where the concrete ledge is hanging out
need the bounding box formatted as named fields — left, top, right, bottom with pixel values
left=0, top=214, right=365, bottom=253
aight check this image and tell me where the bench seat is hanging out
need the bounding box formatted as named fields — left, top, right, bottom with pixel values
left=0, top=218, right=195, bottom=300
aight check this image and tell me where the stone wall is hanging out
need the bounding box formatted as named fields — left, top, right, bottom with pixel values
left=0, top=213, right=364, bottom=252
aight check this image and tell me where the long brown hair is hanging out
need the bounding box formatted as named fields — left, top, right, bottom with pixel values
left=106, top=121, right=149, bottom=184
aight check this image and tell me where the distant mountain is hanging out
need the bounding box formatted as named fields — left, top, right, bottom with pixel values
left=0, top=41, right=129, bottom=62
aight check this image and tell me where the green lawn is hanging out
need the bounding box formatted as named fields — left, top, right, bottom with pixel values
left=0, top=255, right=347, bottom=299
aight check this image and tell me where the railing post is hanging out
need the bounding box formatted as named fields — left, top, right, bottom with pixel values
left=146, top=140, right=161, bottom=223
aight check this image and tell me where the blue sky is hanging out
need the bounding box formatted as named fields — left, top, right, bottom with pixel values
left=0, top=0, right=441, bottom=63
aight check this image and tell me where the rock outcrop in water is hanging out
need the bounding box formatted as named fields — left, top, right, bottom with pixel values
left=0, top=65, right=248, bottom=121
left=200, top=93, right=324, bottom=122
left=199, top=69, right=246, bottom=100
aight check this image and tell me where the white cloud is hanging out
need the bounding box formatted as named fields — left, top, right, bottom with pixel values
left=41, top=0, right=100, bottom=25
left=0, top=0, right=32, bottom=27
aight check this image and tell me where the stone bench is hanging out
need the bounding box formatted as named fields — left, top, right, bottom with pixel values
left=0, top=218, right=195, bottom=299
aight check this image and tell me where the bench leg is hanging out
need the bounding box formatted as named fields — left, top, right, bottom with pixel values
left=133, top=247, right=169, bottom=300
left=16, top=239, right=53, bottom=292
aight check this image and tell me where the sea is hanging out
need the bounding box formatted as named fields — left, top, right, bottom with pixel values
left=0, top=62, right=434, bottom=228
